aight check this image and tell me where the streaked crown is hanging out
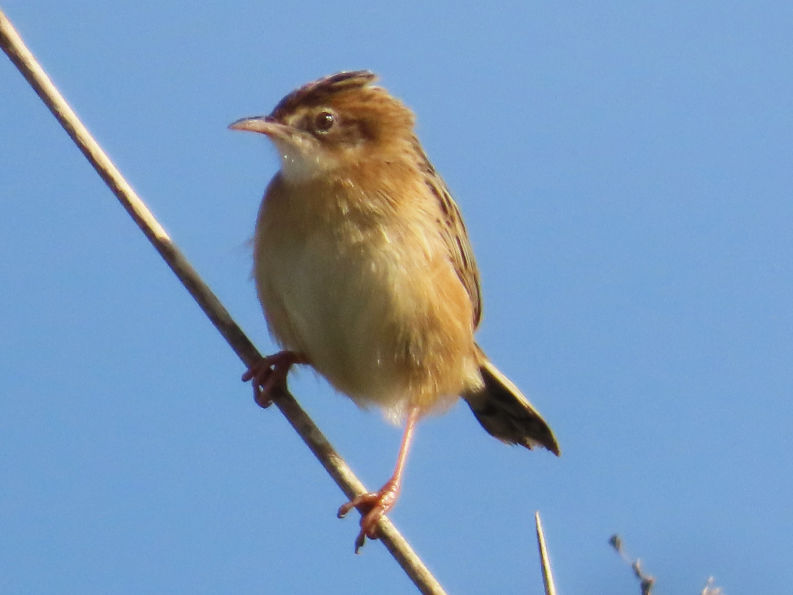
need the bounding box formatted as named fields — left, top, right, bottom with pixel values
left=268, top=70, right=416, bottom=150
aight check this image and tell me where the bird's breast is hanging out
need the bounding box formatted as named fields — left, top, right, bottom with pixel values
left=252, top=176, right=480, bottom=419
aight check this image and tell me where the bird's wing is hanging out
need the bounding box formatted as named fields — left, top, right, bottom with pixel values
left=417, top=146, right=483, bottom=329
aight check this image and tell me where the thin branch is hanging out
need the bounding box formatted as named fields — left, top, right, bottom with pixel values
left=0, top=9, right=445, bottom=595
left=534, top=511, right=557, bottom=595
left=609, top=534, right=655, bottom=595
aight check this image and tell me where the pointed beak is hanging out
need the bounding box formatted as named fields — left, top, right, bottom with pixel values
left=228, top=116, right=291, bottom=139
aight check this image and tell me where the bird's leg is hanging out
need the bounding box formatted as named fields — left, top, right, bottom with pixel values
left=241, top=350, right=307, bottom=408
left=338, top=406, right=420, bottom=553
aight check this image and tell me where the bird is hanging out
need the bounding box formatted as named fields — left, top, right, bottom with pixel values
left=230, top=70, right=559, bottom=552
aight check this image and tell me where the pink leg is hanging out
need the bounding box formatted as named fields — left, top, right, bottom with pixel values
left=338, top=407, right=420, bottom=553
left=242, top=351, right=306, bottom=408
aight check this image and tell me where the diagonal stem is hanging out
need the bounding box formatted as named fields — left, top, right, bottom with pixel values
left=0, top=9, right=446, bottom=595
left=534, top=511, right=557, bottom=595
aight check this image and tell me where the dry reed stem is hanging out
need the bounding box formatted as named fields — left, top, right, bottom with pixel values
left=534, top=511, right=557, bottom=595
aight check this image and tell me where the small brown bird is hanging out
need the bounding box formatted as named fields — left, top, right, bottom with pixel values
left=231, top=71, right=559, bottom=552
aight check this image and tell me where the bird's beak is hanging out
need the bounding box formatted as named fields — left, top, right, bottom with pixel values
left=228, top=116, right=291, bottom=140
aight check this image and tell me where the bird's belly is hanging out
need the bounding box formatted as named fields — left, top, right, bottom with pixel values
left=254, top=219, right=477, bottom=420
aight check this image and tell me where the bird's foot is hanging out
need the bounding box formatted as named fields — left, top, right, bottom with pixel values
left=241, top=351, right=306, bottom=408
left=337, top=478, right=400, bottom=553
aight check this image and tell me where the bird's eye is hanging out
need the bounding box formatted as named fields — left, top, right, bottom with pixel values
left=314, top=111, right=335, bottom=133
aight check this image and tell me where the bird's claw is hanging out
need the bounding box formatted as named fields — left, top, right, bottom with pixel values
left=242, top=351, right=305, bottom=408
left=338, top=482, right=400, bottom=553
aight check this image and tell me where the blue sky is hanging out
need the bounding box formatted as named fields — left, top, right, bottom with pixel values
left=2, top=2, right=792, bottom=593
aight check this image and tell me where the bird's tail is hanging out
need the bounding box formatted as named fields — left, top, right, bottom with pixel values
left=463, top=345, right=560, bottom=455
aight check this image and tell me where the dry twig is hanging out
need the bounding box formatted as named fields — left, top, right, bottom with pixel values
left=609, top=534, right=655, bottom=595
left=535, top=511, right=558, bottom=595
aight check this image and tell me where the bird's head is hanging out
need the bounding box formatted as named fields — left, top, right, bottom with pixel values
left=230, top=71, right=416, bottom=183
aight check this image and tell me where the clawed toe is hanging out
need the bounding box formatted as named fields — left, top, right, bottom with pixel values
left=242, top=351, right=306, bottom=408
left=338, top=482, right=400, bottom=553
left=242, top=356, right=278, bottom=408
